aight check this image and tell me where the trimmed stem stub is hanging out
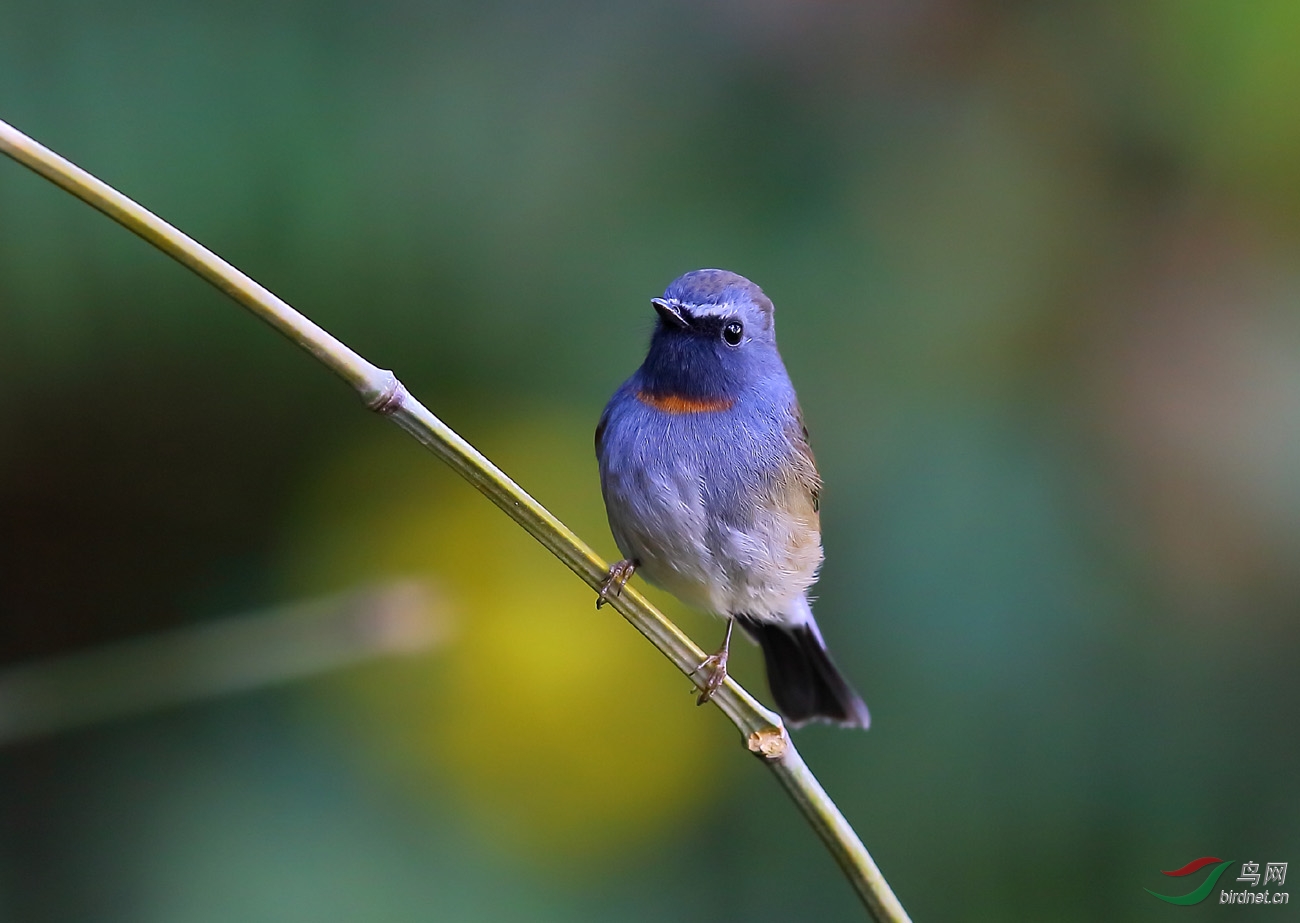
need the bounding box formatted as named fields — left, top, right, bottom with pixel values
left=747, top=725, right=790, bottom=760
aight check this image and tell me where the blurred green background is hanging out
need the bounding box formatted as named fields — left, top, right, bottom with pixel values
left=2, top=1, right=1299, bottom=920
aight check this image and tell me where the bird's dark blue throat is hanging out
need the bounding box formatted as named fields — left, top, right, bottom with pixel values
left=635, top=313, right=740, bottom=414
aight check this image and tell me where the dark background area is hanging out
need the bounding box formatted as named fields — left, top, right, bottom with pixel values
left=1, top=1, right=1298, bottom=920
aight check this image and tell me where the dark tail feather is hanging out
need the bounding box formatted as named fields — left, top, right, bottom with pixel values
left=737, top=616, right=871, bottom=729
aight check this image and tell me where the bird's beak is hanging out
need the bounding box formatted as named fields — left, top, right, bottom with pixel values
left=651, top=297, right=691, bottom=330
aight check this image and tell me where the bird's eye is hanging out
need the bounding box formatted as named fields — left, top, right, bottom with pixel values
left=722, top=321, right=744, bottom=346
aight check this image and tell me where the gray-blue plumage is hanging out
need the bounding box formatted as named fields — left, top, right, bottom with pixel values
left=596, top=269, right=870, bottom=728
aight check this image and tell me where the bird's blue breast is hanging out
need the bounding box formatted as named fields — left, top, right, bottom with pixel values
left=596, top=368, right=819, bottom=618
left=598, top=368, right=796, bottom=517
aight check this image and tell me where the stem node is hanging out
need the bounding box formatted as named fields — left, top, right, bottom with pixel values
left=365, top=371, right=407, bottom=414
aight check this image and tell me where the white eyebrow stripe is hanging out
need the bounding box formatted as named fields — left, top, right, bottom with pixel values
left=685, top=302, right=738, bottom=318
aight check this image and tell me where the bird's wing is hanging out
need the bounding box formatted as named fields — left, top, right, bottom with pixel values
left=786, top=401, right=823, bottom=513
left=595, top=406, right=611, bottom=458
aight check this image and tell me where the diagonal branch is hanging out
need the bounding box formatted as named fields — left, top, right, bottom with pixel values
left=0, top=117, right=910, bottom=923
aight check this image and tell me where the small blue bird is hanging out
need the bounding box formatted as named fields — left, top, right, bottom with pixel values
left=595, top=269, right=870, bottom=728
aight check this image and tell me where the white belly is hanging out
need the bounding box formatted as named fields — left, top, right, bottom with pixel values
left=602, top=459, right=820, bottom=623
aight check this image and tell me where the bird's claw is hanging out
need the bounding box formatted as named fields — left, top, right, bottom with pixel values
left=692, top=617, right=735, bottom=705
left=692, top=650, right=729, bottom=705
left=596, top=559, right=636, bottom=609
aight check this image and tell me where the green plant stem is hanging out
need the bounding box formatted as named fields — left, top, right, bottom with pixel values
left=0, top=117, right=910, bottom=923
left=0, top=582, right=441, bottom=744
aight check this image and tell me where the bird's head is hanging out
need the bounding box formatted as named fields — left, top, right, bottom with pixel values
left=651, top=268, right=775, bottom=345
left=637, top=269, right=787, bottom=408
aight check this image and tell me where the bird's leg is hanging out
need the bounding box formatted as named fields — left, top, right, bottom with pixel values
left=692, top=616, right=734, bottom=705
left=595, top=559, right=637, bottom=609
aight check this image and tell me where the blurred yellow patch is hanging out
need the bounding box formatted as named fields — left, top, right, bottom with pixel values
left=278, top=411, right=727, bottom=864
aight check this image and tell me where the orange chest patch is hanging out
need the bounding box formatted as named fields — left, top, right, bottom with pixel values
left=636, top=390, right=734, bottom=414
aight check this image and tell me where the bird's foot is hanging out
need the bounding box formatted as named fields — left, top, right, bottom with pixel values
left=691, top=617, right=735, bottom=705
left=596, top=559, right=636, bottom=609
left=692, top=650, right=729, bottom=705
